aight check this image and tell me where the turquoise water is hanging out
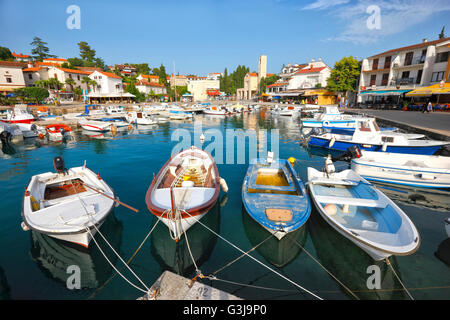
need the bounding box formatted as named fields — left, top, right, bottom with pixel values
left=0, top=111, right=449, bottom=300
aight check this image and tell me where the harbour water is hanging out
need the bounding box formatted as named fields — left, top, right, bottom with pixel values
left=0, top=110, right=449, bottom=300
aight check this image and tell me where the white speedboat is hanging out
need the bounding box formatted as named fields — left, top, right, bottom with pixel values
left=302, top=106, right=354, bottom=128
left=203, top=106, right=230, bottom=115
left=279, top=106, right=296, bottom=116
left=21, top=157, right=116, bottom=247
left=78, top=120, right=111, bottom=132
left=105, top=105, right=126, bottom=116
left=16, top=123, right=44, bottom=138
left=351, top=150, right=450, bottom=189
left=307, top=157, right=420, bottom=261
left=126, top=111, right=156, bottom=125
left=0, top=105, right=35, bottom=124
left=0, top=122, right=24, bottom=142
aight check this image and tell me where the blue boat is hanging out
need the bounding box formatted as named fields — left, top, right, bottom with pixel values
left=322, top=125, right=397, bottom=135
left=308, top=118, right=448, bottom=155
left=242, top=153, right=311, bottom=240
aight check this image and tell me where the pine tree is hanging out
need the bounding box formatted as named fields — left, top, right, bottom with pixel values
left=30, top=37, right=55, bottom=61
left=439, top=26, right=445, bottom=39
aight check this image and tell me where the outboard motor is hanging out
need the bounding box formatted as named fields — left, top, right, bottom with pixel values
left=53, top=156, right=67, bottom=175
left=30, top=124, right=38, bottom=134
left=0, top=131, right=12, bottom=145
left=331, top=146, right=361, bottom=162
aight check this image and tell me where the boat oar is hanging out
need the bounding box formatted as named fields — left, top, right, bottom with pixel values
left=81, top=181, right=139, bottom=213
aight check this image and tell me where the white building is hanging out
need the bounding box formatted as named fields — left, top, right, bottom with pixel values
left=358, top=37, right=450, bottom=103
left=286, top=59, right=331, bottom=90
left=187, top=78, right=220, bottom=101
left=135, top=80, right=167, bottom=96
left=88, top=70, right=123, bottom=95
left=207, top=73, right=223, bottom=80
left=0, top=61, right=26, bottom=95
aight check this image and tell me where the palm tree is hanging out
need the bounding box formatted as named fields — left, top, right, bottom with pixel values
left=35, top=79, right=50, bottom=90
left=81, top=76, right=91, bottom=91
left=65, top=78, right=76, bottom=92
left=89, top=79, right=98, bottom=93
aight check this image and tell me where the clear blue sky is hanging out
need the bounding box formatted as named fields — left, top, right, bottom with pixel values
left=1, top=0, right=448, bottom=75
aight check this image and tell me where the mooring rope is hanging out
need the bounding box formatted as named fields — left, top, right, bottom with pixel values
left=181, top=210, right=323, bottom=300
left=385, top=257, right=414, bottom=300
left=289, top=237, right=360, bottom=300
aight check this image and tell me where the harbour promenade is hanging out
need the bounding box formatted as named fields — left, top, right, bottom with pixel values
left=344, top=108, right=450, bottom=141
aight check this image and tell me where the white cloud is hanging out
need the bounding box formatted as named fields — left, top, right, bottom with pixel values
left=302, top=0, right=351, bottom=10
left=302, top=0, right=450, bottom=43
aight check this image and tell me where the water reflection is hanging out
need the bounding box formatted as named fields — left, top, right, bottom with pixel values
left=29, top=213, right=123, bottom=289
left=435, top=238, right=450, bottom=266
left=0, top=265, right=11, bottom=300
left=150, top=202, right=220, bottom=277
left=308, top=211, right=406, bottom=300
left=242, top=207, right=307, bottom=268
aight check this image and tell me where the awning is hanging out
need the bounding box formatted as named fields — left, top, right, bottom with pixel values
left=405, top=83, right=450, bottom=97
left=270, top=91, right=304, bottom=97
left=360, top=89, right=411, bottom=96
left=303, top=89, right=335, bottom=96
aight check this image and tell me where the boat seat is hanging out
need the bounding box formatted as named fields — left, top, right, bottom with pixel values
left=310, top=178, right=359, bottom=186
left=314, top=195, right=388, bottom=208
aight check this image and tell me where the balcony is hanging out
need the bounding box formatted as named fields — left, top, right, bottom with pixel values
left=393, top=56, right=426, bottom=68
left=390, top=78, right=416, bottom=86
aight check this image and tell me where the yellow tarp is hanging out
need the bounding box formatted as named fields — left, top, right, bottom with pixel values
left=405, top=82, right=450, bottom=96
left=303, top=89, right=335, bottom=96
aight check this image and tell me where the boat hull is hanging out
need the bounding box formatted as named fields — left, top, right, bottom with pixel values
left=308, top=136, right=443, bottom=155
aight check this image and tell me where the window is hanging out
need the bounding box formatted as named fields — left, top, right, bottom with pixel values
left=28, top=74, right=32, bottom=80
left=431, top=71, right=445, bottom=82
left=69, top=74, right=72, bottom=79
left=401, top=71, right=410, bottom=79
left=77, top=75, right=80, bottom=80
left=384, top=56, right=391, bottom=69
left=6, top=77, right=12, bottom=83
left=370, top=74, right=376, bottom=86
left=404, top=52, right=413, bottom=66
left=416, top=70, right=423, bottom=84
left=372, top=58, right=379, bottom=70
left=381, top=73, right=389, bottom=86
left=435, top=51, right=449, bottom=63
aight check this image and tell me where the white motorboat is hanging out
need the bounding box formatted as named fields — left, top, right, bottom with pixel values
left=105, top=105, right=126, bottom=116
left=302, top=106, right=354, bottom=128
left=21, top=157, right=116, bottom=247
left=16, top=123, right=44, bottom=138
left=78, top=119, right=112, bottom=132
left=0, top=105, right=35, bottom=124
left=126, top=111, right=156, bottom=125
left=203, top=106, right=230, bottom=115
left=45, top=124, right=73, bottom=142
left=351, top=150, right=450, bottom=188
left=308, top=118, right=446, bottom=155
left=307, top=157, right=420, bottom=261
left=279, top=106, right=297, bottom=116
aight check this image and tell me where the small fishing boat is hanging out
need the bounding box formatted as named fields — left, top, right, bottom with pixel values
left=351, top=150, right=450, bottom=188
left=0, top=105, right=35, bottom=124
left=203, top=106, right=230, bottom=115
left=307, top=156, right=420, bottom=260
left=302, top=106, right=353, bottom=128
left=169, top=110, right=193, bottom=120
left=78, top=119, right=112, bottom=132
left=21, top=157, right=116, bottom=247
left=242, top=152, right=311, bottom=240
left=45, top=124, right=73, bottom=141
left=98, top=117, right=130, bottom=129
left=278, top=106, right=297, bottom=116
left=0, top=122, right=24, bottom=143
left=145, top=146, right=225, bottom=240
left=308, top=118, right=447, bottom=155
left=82, top=104, right=106, bottom=117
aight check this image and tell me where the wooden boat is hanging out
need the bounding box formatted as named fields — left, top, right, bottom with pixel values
left=308, top=118, right=447, bottom=155
left=145, top=146, right=223, bottom=240
left=78, top=119, right=112, bottom=132
left=242, top=153, right=311, bottom=240
left=351, top=150, right=450, bottom=188
left=21, top=157, right=116, bottom=248
left=45, top=124, right=72, bottom=141
left=307, top=159, right=420, bottom=261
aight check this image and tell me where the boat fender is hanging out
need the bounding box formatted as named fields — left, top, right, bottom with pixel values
left=30, top=195, right=40, bottom=211
left=329, top=137, right=336, bottom=147
left=324, top=156, right=335, bottom=176
left=381, top=143, right=388, bottom=152
left=21, top=222, right=29, bottom=231
left=417, top=173, right=436, bottom=180
left=200, top=133, right=205, bottom=143
left=115, top=197, right=120, bottom=207
left=219, top=177, right=229, bottom=193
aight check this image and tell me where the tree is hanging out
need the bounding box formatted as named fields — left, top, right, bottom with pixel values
left=30, top=37, right=55, bottom=61
left=125, top=82, right=145, bottom=101
left=81, top=76, right=91, bottom=91
left=326, top=56, right=361, bottom=99
left=439, top=26, right=446, bottom=39
left=67, top=57, right=84, bottom=67
left=65, top=78, right=76, bottom=92
left=14, top=87, right=49, bottom=104
left=78, top=41, right=96, bottom=62
left=0, top=46, right=14, bottom=60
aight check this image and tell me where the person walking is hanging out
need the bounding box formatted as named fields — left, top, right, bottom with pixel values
left=427, top=101, right=433, bottom=113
